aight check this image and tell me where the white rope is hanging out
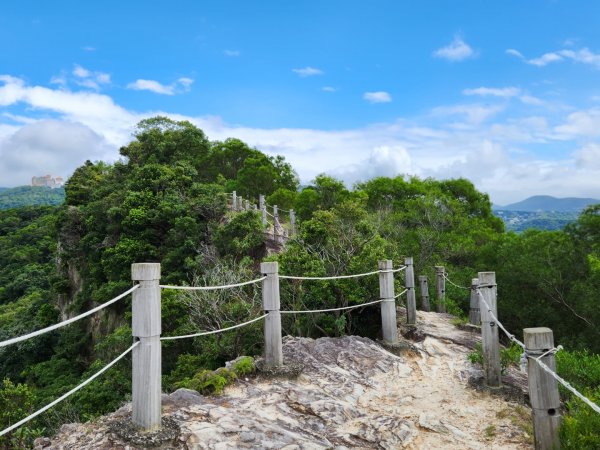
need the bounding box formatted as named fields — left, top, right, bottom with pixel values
left=280, top=269, right=382, bottom=280
left=280, top=298, right=385, bottom=314
left=475, top=285, right=600, bottom=415
left=529, top=351, right=600, bottom=415
left=394, top=288, right=408, bottom=299
left=389, top=266, right=407, bottom=273
left=0, top=341, right=139, bottom=437
left=160, top=276, right=267, bottom=291
left=161, top=314, right=268, bottom=341
left=476, top=290, right=525, bottom=349
left=443, top=274, right=470, bottom=291
left=0, top=285, right=139, bottom=349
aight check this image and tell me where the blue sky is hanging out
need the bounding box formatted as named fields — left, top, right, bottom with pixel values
left=1, top=1, right=600, bottom=203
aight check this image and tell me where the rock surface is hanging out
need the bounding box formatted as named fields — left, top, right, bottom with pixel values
left=39, top=311, right=533, bottom=449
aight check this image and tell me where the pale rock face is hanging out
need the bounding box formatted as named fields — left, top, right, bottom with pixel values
left=38, top=311, right=532, bottom=449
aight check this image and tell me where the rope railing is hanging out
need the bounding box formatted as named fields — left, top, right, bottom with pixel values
left=476, top=289, right=600, bottom=416
left=394, top=288, right=408, bottom=299
left=279, top=267, right=405, bottom=281
left=161, top=314, right=268, bottom=341
left=443, top=274, right=471, bottom=291
left=280, top=298, right=386, bottom=314
left=0, top=341, right=139, bottom=438
left=159, top=276, right=267, bottom=291
left=0, top=285, right=139, bottom=349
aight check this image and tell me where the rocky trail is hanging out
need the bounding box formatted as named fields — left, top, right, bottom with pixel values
left=38, top=311, right=533, bottom=449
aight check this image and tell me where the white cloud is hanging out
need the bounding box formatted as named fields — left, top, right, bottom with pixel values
left=330, top=145, right=411, bottom=185
left=322, top=86, right=336, bottom=92
left=463, top=87, right=521, bottom=98
left=363, top=91, right=392, bottom=103
left=82, top=46, right=96, bottom=52
left=292, top=67, right=323, bottom=77
left=127, top=77, right=194, bottom=95
left=433, top=36, right=475, bottom=61
left=73, top=64, right=91, bottom=78
left=506, top=48, right=524, bottom=59
left=224, top=50, right=240, bottom=57
left=576, top=143, right=600, bottom=169
left=432, top=104, right=504, bottom=125
left=71, top=64, right=111, bottom=90
left=508, top=47, right=600, bottom=69
left=0, top=120, right=113, bottom=186
left=1, top=74, right=599, bottom=203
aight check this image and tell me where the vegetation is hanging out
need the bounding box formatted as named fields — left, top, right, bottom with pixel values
left=0, top=115, right=598, bottom=446
left=0, top=186, right=65, bottom=210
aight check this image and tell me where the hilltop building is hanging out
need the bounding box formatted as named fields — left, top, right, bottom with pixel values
left=32, top=175, right=64, bottom=188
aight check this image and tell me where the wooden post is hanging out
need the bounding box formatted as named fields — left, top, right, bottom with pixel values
left=418, top=275, right=430, bottom=311
left=435, top=266, right=446, bottom=313
left=478, top=271, right=501, bottom=388
left=289, top=209, right=296, bottom=236
left=237, top=196, right=243, bottom=211
left=378, top=260, right=398, bottom=343
left=131, top=263, right=162, bottom=431
left=469, top=278, right=481, bottom=325
left=261, top=262, right=283, bottom=367
left=259, top=195, right=267, bottom=226
left=524, top=327, right=561, bottom=450
left=244, top=199, right=250, bottom=211
left=232, top=191, right=237, bottom=211
left=405, top=257, right=416, bottom=325
left=273, top=205, right=282, bottom=243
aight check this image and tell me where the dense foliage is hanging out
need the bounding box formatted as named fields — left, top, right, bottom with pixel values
left=0, top=186, right=65, bottom=210
left=0, top=116, right=598, bottom=445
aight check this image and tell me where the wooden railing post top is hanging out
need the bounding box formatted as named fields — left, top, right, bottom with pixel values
left=471, top=278, right=479, bottom=285
left=131, top=263, right=161, bottom=281
left=261, top=261, right=279, bottom=274
left=378, top=260, right=393, bottom=270
left=435, top=266, right=444, bottom=273
left=524, top=327, right=554, bottom=350
left=404, top=256, right=414, bottom=265
left=478, top=271, right=496, bottom=282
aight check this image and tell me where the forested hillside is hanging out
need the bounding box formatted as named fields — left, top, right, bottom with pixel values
left=0, top=116, right=598, bottom=448
left=0, top=186, right=65, bottom=210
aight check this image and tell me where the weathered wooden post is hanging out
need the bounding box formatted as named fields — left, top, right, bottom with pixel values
left=435, top=266, right=446, bottom=313
left=131, top=263, right=162, bottom=431
left=479, top=271, right=501, bottom=388
left=378, top=260, right=398, bottom=343
left=261, top=262, right=283, bottom=367
left=259, top=195, right=267, bottom=226
left=232, top=191, right=237, bottom=211
left=289, top=209, right=296, bottom=236
left=273, top=205, right=282, bottom=243
left=237, top=196, right=244, bottom=211
left=469, top=278, right=481, bottom=325
left=405, top=257, right=416, bottom=325
left=524, top=327, right=561, bottom=450
left=418, top=275, right=430, bottom=311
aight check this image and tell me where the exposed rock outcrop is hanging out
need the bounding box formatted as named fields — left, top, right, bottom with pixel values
left=39, top=311, right=533, bottom=449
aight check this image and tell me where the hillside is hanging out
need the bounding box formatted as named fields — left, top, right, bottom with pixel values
left=496, top=195, right=599, bottom=212
left=0, top=186, right=65, bottom=210
left=38, top=312, right=532, bottom=449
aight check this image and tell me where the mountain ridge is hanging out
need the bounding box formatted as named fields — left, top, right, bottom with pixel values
left=494, top=195, right=599, bottom=212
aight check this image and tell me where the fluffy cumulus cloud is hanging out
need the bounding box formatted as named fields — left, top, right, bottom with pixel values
left=0, top=120, right=113, bottom=186
left=363, top=91, right=392, bottom=103
left=127, top=77, right=194, bottom=95
left=433, top=36, right=475, bottom=61
left=72, top=64, right=111, bottom=90
left=330, top=145, right=411, bottom=185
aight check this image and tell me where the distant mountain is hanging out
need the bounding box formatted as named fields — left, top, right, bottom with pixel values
left=495, top=195, right=599, bottom=212
left=0, top=185, right=65, bottom=210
